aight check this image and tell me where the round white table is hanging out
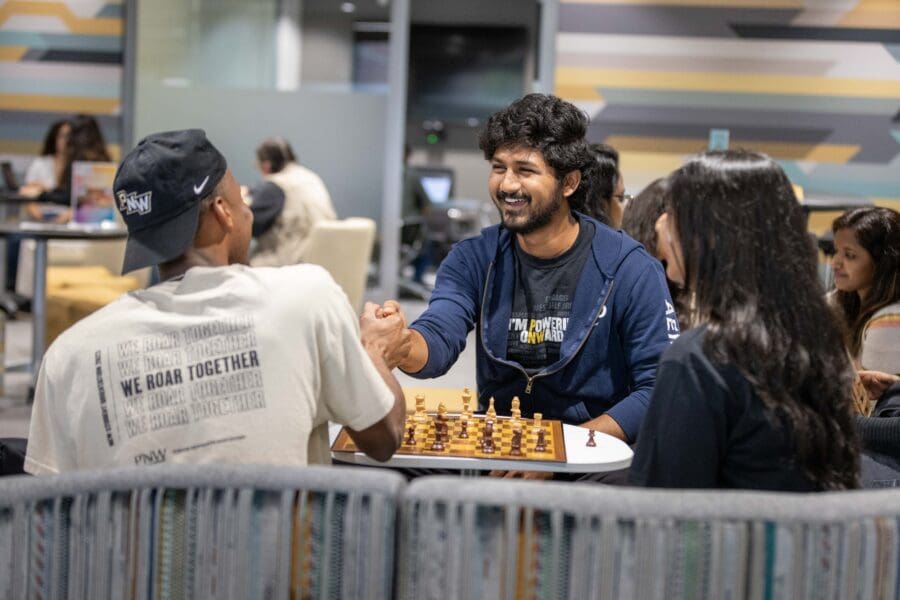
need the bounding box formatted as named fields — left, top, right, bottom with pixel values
left=0, top=222, right=127, bottom=396
left=330, top=421, right=633, bottom=473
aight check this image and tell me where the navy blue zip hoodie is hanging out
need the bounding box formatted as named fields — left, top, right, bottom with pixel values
left=408, top=213, right=679, bottom=442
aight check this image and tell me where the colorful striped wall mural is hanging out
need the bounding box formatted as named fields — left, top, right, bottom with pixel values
left=0, top=0, right=124, bottom=160
left=555, top=0, right=900, bottom=208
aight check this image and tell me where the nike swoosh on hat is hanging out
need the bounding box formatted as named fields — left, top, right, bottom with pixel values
left=193, top=175, right=210, bottom=195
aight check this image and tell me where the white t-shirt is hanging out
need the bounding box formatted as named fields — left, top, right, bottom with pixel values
left=24, top=155, right=56, bottom=189
left=25, top=264, right=395, bottom=474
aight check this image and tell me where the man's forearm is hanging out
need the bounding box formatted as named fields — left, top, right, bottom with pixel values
left=364, top=346, right=406, bottom=428
left=398, top=329, right=429, bottom=374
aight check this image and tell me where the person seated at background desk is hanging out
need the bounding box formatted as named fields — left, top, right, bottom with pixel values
left=378, top=94, right=677, bottom=468
left=630, top=150, right=860, bottom=491
left=20, top=119, right=70, bottom=197
left=247, top=136, right=336, bottom=267
left=25, top=129, right=408, bottom=474
left=829, top=207, right=900, bottom=398
left=21, top=114, right=111, bottom=223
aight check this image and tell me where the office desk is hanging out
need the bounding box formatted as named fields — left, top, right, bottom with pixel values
left=0, top=223, right=127, bottom=395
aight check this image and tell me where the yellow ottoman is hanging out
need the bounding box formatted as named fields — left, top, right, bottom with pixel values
left=45, top=266, right=143, bottom=347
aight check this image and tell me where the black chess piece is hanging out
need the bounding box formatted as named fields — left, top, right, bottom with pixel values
left=510, top=428, right=522, bottom=456
left=586, top=429, right=597, bottom=447
left=534, top=428, right=546, bottom=453
left=481, top=420, right=495, bottom=454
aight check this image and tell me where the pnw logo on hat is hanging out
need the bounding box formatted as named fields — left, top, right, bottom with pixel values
left=117, top=190, right=153, bottom=216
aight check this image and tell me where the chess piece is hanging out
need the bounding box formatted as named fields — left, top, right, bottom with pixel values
left=439, top=416, right=450, bottom=444
left=437, top=402, right=449, bottom=442
left=533, top=412, right=542, bottom=431
left=404, top=424, right=416, bottom=446
left=414, top=394, right=427, bottom=429
left=511, top=396, right=521, bottom=421
left=510, top=428, right=523, bottom=456
left=481, top=419, right=495, bottom=454
left=586, top=429, right=597, bottom=447
left=430, top=434, right=445, bottom=451
left=462, top=387, right=472, bottom=415
left=458, top=414, right=469, bottom=439
left=486, top=397, right=497, bottom=421
left=535, top=428, right=547, bottom=453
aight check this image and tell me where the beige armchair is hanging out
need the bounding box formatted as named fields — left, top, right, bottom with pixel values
left=301, top=217, right=376, bottom=313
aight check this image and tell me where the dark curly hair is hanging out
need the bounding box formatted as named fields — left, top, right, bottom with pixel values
left=831, top=207, right=900, bottom=357
left=668, top=149, right=859, bottom=490
left=478, top=94, right=594, bottom=211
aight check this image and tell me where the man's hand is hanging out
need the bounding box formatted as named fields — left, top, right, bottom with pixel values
left=488, top=470, right=553, bottom=480
left=372, top=300, right=430, bottom=374
left=859, top=370, right=900, bottom=402
left=376, top=299, right=403, bottom=319
left=360, top=302, right=411, bottom=369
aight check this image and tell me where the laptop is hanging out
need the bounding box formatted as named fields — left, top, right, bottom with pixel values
left=413, top=167, right=454, bottom=205
left=1, top=161, right=18, bottom=191
left=70, top=160, right=120, bottom=227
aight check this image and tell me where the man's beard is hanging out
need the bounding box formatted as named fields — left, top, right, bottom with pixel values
left=495, top=187, right=564, bottom=235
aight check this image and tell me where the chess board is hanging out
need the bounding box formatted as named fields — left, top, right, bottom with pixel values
left=332, top=413, right=567, bottom=463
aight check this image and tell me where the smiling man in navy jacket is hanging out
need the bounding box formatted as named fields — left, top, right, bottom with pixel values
left=380, top=94, right=678, bottom=473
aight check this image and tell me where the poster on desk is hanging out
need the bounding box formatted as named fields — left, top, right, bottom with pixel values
left=71, top=161, right=118, bottom=225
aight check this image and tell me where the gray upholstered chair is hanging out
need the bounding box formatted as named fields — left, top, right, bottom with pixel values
left=398, top=477, right=900, bottom=599
left=0, top=464, right=404, bottom=599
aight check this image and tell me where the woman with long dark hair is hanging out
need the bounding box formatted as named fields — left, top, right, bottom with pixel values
left=58, top=113, right=111, bottom=193
left=22, top=119, right=70, bottom=193
left=630, top=150, right=859, bottom=490
left=831, top=207, right=900, bottom=378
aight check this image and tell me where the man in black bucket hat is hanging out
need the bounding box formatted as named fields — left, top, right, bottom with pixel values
left=26, top=130, right=408, bottom=474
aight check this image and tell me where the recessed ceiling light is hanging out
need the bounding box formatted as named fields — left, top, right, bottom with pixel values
left=340, top=2, right=356, bottom=13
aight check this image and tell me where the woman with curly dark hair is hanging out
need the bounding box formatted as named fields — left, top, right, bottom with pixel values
left=630, top=150, right=860, bottom=490
left=831, top=207, right=900, bottom=376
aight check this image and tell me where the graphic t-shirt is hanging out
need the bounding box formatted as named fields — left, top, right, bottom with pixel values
left=25, top=264, right=395, bottom=474
left=507, top=218, right=595, bottom=372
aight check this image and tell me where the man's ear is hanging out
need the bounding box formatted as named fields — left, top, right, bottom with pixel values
left=561, top=170, right=581, bottom=198
left=208, top=194, right=235, bottom=232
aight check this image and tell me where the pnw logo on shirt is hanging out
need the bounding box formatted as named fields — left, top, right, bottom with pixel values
left=116, top=190, right=152, bottom=215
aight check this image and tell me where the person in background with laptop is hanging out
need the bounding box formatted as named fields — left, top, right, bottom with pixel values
left=1, top=120, right=72, bottom=293
left=245, top=136, right=336, bottom=267
left=21, top=114, right=111, bottom=223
